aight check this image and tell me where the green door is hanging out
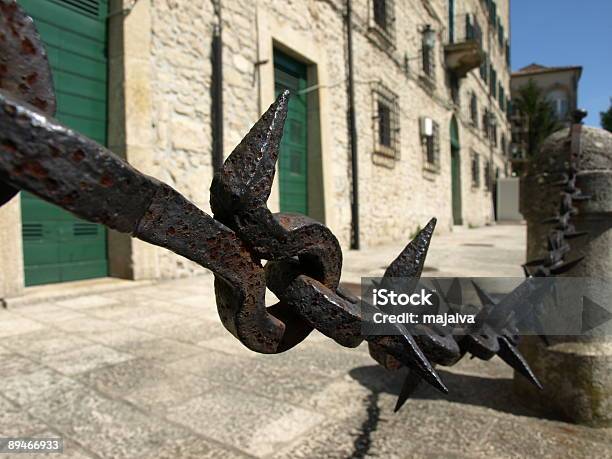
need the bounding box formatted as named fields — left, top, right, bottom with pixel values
left=274, top=50, right=308, bottom=215
left=18, top=0, right=109, bottom=286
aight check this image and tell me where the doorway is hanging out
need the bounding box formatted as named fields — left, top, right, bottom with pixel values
left=450, top=116, right=462, bottom=225
left=273, top=49, right=309, bottom=215
left=18, top=0, right=109, bottom=286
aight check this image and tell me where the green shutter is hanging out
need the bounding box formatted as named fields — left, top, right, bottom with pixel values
left=274, top=50, right=309, bottom=216
left=18, top=0, right=109, bottom=286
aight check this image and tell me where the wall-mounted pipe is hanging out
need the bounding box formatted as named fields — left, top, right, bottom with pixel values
left=346, top=0, right=360, bottom=250
left=211, top=1, right=224, bottom=173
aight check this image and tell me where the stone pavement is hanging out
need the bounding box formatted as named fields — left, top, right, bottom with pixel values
left=1, top=223, right=611, bottom=458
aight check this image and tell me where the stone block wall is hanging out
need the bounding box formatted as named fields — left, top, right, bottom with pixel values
left=140, top=0, right=512, bottom=276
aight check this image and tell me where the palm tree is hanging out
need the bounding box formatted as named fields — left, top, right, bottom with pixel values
left=600, top=98, right=612, bottom=132
left=514, top=79, right=560, bottom=158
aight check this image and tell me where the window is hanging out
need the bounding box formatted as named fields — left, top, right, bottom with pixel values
left=491, top=119, right=498, bottom=147
left=497, top=22, right=504, bottom=48
left=470, top=93, right=478, bottom=127
left=484, top=160, right=492, bottom=191
left=505, top=41, right=510, bottom=66
left=482, top=109, right=489, bottom=138
left=420, top=117, right=440, bottom=170
left=466, top=14, right=482, bottom=47
left=422, top=31, right=435, bottom=79
left=450, top=74, right=460, bottom=106
left=371, top=0, right=395, bottom=42
left=501, top=133, right=507, bottom=156
left=480, top=54, right=488, bottom=83
left=498, top=84, right=505, bottom=111
left=548, top=89, right=569, bottom=120
left=471, top=151, right=480, bottom=187
left=373, top=84, right=400, bottom=158
left=490, top=67, right=497, bottom=98
left=373, top=0, right=387, bottom=29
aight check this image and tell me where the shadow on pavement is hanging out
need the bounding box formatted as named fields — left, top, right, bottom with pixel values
left=348, top=364, right=561, bottom=421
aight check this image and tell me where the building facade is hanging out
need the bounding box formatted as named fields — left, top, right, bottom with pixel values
left=510, top=63, right=582, bottom=161
left=0, top=0, right=511, bottom=298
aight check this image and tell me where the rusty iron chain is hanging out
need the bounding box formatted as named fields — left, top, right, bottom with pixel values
left=0, top=1, right=547, bottom=411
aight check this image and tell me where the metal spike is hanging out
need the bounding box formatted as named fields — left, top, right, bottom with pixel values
left=564, top=230, right=589, bottom=239
left=446, top=277, right=463, bottom=305
left=383, top=218, right=436, bottom=279
left=497, top=336, right=543, bottom=389
left=471, top=281, right=495, bottom=306
left=549, top=256, right=584, bottom=275
left=368, top=332, right=448, bottom=395
left=210, top=90, right=289, bottom=210
left=394, top=370, right=423, bottom=412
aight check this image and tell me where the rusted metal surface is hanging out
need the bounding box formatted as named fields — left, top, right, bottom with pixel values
left=0, top=0, right=56, bottom=206
left=0, top=2, right=548, bottom=411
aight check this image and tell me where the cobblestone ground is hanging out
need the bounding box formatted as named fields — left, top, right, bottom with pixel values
left=1, top=224, right=611, bottom=458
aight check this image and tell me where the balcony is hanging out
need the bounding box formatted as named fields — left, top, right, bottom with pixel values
left=444, top=40, right=483, bottom=78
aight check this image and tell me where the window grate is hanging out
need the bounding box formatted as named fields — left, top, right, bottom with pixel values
left=55, top=0, right=100, bottom=18
left=372, top=83, right=400, bottom=160
left=370, top=0, right=396, bottom=43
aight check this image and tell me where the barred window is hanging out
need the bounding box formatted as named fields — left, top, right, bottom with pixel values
left=373, top=84, right=400, bottom=158
left=420, top=117, right=440, bottom=170
left=471, top=151, right=480, bottom=187
left=470, top=93, right=478, bottom=127
left=422, top=33, right=435, bottom=79
left=371, top=0, right=395, bottom=42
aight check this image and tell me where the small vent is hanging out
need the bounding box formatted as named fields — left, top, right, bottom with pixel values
left=56, top=0, right=100, bottom=18
left=23, top=223, right=43, bottom=240
left=73, top=223, right=98, bottom=237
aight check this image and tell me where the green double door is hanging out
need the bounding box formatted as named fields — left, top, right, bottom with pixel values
left=18, top=0, right=109, bottom=286
left=274, top=50, right=309, bottom=215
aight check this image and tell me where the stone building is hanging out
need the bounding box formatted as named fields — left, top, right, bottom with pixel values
left=0, top=0, right=511, bottom=298
left=510, top=63, right=582, bottom=160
